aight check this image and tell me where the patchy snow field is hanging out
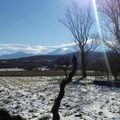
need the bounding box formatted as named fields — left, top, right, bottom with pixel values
left=0, top=76, right=120, bottom=120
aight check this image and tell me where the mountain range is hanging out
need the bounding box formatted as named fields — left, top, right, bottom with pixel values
left=0, top=44, right=104, bottom=60
left=0, top=45, right=79, bottom=60
left=0, top=52, right=33, bottom=60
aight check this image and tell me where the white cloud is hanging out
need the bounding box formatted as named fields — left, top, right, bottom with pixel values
left=0, top=42, right=79, bottom=55
left=0, top=40, right=105, bottom=56
left=0, top=44, right=60, bottom=55
left=60, top=42, right=76, bottom=47
left=0, top=39, right=103, bottom=56
left=14, top=19, right=24, bottom=25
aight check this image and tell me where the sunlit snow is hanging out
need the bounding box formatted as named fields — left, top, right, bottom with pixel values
left=0, top=77, right=120, bottom=120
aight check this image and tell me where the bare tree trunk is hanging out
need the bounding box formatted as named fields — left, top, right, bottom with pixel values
left=113, top=73, right=118, bottom=81
left=64, top=69, right=68, bottom=79
left=106, top=69, right=109, bottom=81
left=81, top=49, right=86, bottom=78
left=51, top=55, right=77, bottom=120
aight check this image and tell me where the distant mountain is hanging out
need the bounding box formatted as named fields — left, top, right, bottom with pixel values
left=0, top=45, right=79, bottom=60
left=0, top=52, right=33, bottom=60
left=0, top=51, right=105, bottom=69
left=47, top=45, right=79, bottom=55
left=0, top=43, right=107, bottom=60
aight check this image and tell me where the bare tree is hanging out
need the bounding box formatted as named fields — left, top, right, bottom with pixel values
left=107, top=52, right=120, bottom=80
left=98, top=0, right=120, bottom=56
left=51, top=55, right=77, bottom=120
left=60, top=3, right=98, bottom=78
left=56, top=57, right=70, bottom=79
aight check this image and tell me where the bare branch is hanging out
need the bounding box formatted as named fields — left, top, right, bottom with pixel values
left=98, top=0, right=120, bottom=56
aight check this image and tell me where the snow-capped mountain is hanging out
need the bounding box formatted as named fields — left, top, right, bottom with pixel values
left=0, top=43, right=107, bottom=60
left=47, top=44, right=105, bottom=55
left=0, top=46, right=79, bottom=60
left=0, top=43, right=79, bottom=59
left=47, top=45, right=79, bottom=55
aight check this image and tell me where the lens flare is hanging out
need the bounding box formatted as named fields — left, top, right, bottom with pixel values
left=92, top=0, right=111, bottom=77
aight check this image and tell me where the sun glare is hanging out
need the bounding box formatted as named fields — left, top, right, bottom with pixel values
left=92, top=0, right=111, bottom=74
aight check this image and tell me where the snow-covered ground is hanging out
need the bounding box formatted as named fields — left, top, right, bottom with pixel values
left=0, top=76, right=120, bottom=120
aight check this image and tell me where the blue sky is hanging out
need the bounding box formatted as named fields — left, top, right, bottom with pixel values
left=0, top=0, right=72, bottom=46
left=0, top=0, right=101, bottom=55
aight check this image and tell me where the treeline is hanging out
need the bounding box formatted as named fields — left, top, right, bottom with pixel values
left=0, top=54, right=72, bottom=70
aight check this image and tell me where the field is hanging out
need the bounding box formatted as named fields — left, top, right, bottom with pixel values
left=0, top=76, right=120, bottom=120
left=0, top=70, right=99, bottom=77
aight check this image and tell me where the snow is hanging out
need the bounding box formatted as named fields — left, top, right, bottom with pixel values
left=0, top=76, right=120, bottom=120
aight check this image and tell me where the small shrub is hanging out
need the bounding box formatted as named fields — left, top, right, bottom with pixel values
left=0, top=108, right=25, bottom=120
left=98, top=111, right=103, bottom=116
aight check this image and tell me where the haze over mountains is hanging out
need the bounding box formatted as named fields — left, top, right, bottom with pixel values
left=0, top=43, right=105, bottom=60
left=0, top=44, right=78, bottom=59
left=0, top=52, right=33, bottom=60
left=0, top=43, right=105, bottom=69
